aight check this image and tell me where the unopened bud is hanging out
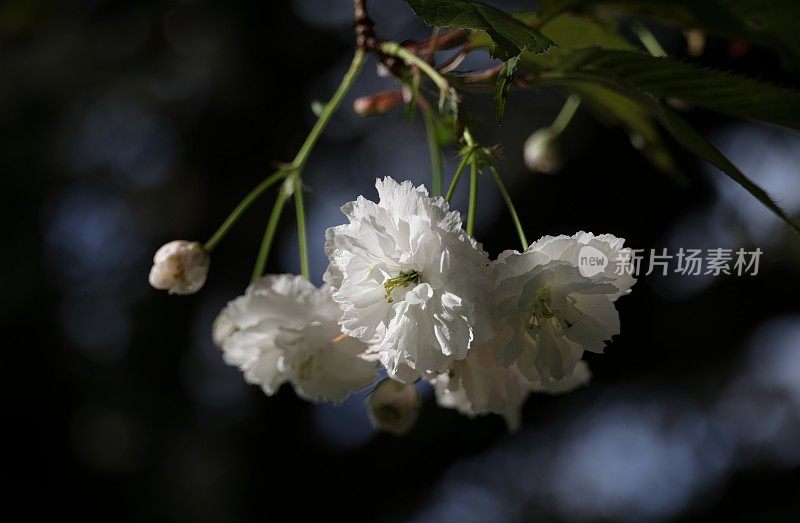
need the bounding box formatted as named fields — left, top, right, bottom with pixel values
left=523, top=128, right=562, bottom=174
left=353, top=90, right=405, bottom=117
left=368, top=378, right=419, bottom=436
left=149, top=240, right=209, bottom=295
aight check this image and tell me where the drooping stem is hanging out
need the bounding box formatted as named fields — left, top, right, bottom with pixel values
left=204, top=50, right=365, bottom=258
left=249, top=50, right=365, bottom=279
left=466, top=157, right=479, bottom=236
left=489, top=165, right=528, bottom=250
left=632, top=20, right=667, bottom=57
left=445, top=151, right=472, bottom=202
left=550, top=94, right=581, bottom=137
left=292, top=175, right=310, bottom=280
left=203, top=170, right=287, bottom=252
left=421, top=103, right=444, bottom=196
left=251, top=178, right=293, bottom=282
left=293, top=50, right=367, bottom=171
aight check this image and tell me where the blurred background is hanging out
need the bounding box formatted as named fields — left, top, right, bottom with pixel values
left=5, top=0, right=800, bottom=521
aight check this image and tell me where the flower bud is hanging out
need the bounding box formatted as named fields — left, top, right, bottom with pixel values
left=148, top=240, right=208, bottom=295
left=368, top=378, right=419, bottom=436
left=523, top=128, right=562, bottom=174
left=353, top=90, right=405, bottom=117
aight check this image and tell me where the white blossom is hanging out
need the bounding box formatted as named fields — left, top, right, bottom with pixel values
left=149, top=240, right=208, bottom=295
left=528, top=231, right=636, bottom=299
left=216, top=274, right=377, bottom=403
left=433, top=329, right=592, bottom=430
left=324, top=177, right=490, bottom=382
left=492, top=232, right=634, bottom=384
left=368, top=379, right=420, bottom=436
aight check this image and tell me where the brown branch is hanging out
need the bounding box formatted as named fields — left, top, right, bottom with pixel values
left=353, top=0, right=378, bottom=50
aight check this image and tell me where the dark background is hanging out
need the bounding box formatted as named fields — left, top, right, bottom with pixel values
left=5, top=0, right=800, bottom=521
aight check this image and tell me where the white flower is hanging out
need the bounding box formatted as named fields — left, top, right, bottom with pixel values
left=367, top=379, right=420, bottom=436
left=216, top=274, right=377, bottom=403
left=433, top=329, right=591, bottom=431
left=528, top=231, right=636, bottom=300
left=523, top=128, right=562, bottom=174
left=149, top=240, right=209, bottom=295
left=493, top=233, right=633, bottom=383
left=324, top=177, right=490, bottom=382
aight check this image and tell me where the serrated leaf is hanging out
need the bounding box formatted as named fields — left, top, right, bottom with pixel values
left=540, top=13, right=633, bottom=51
left=555, top=48, right=800, bottom=131
left=538, top=0, right=800, bottom=70
left=657, top=106, right=800, bottom=235
left=517, top=13, right=635, bottom=72
left=538, top=72, right=800, bottom=234
left=494, top=55, right=520, bottom=124
left=573, top=83, right=684, bottom=181
left=405, top=0, right=554, bottom=59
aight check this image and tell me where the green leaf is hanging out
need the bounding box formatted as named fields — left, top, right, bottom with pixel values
left=537, top=72, right=800, bottom=234
left=657, top=106, right=800, bottom=235
left=539, top=13, right=633, bottom=51
left=572, top=83, right=684, bottom=181
left=494, top=55, right=520, bottom=124
left=538, top=0, right=800, bottom=70
left=555, top=48, right=800, bottom=131
left=405, top=0, right=554, bottom=59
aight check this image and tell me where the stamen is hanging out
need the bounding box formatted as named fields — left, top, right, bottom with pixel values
left=383, top=270, right=420, bottom=302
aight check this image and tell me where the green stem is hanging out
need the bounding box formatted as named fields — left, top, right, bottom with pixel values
left=421, top=104, right=443, bottom=196
left=203, top=170, right=287, bottom=252
left=204, top=50, right=365, bottom=257
left=632, top=21, right=667, bottom=57
left=292, top=175, right=310, bottom=280
left=293, top=50, right=367, bottom=171
left=550, top=94, right=581, bottom=137
left=445, top=150, right=472, bottom=202
left=251, top=179, right=293, bottom=282
left=466, top=157, right=479, bottom=236
left=489, top=165, right=528, bottom=250
left=380, top=42, right=450, bottom=93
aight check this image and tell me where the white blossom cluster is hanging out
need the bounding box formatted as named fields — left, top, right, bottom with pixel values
left=154, top=177, right=635, bottom=432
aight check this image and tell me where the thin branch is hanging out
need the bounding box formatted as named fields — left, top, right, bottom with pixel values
left=353, top=0, right=377, bottom=50
left=404, top=30, right=471, bottom=53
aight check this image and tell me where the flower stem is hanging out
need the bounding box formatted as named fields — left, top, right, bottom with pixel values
left=421, top=103, right=443, bottom=196
left=632, top=21, right=667, bottom=57
left=445, top=150, right=472, bottom=202
left=550, top=94, right=581, bottom=137
left=203, top=170, right=288, bottom=252
left=466, top=156, right=479, bottom=236
left=489, top=165, right=528, bottom=250
left=293, top=50, right=367, bottom=171
left=207, top=50, right=365, bottom=264
left=292, top=175, right=310, bottom=280
left=251, top=178, right=293, bottom=282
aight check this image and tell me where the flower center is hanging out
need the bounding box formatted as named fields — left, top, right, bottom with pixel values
left=383, top=270, right=420, bottom=303
left=528, top=287, right=557, bottom=330
left=528, top=287, right=582, bottom=331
